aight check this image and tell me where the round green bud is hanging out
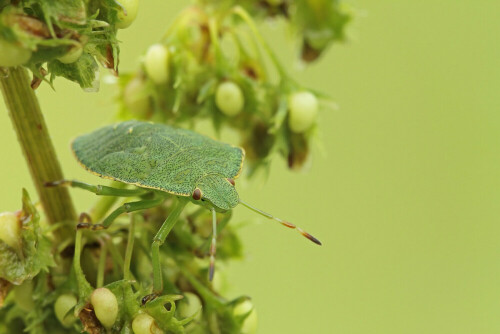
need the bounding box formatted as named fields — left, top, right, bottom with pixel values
left=177, top=292, right=202, bottom=320
left=215, top=81, right=244, bottom=116
left=288, top=91, right=319, bottom=133
left=144, top=44, right=169, bottom=84
left=233, top=300, right=258, bottom=334
left=266, top=0, right=283, bottom=5
left=14, top=280, right=34, bottom=312
left=0, top=212, right=21, bottom=252
left=58, top=44, right=83, bottom=64
left=54, top=293, right=77, bottom=328
left=0, top=39, right=31, bottom=67
left=132, top=313, right=164, bottom=334
left=115, top=0, right=139, bottom=29
left=90, top=288, right=118, bottom=329
left=123, top=76, right=151, bottom=117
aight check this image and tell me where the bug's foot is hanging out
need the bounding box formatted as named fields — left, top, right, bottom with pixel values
left=76, top=223, right=106, bottom=230
left=141, top=293, right=159, bottom=305
left=76, top=212, right=95, bottom=230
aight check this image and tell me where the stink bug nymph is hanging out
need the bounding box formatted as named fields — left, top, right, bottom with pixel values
left=47, top=120, right=321, bottom=298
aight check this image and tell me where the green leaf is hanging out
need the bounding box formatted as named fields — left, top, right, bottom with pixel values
left=48, top=53, right=99, bottom=89
left=0, top=189, right=55, bottom=285
left=23, top=0, right=87, bottom=36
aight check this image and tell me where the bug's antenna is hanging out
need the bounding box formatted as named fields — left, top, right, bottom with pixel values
left=209, top=208, right=217, bottom=281
left=239, top=200, right=322, bottom=245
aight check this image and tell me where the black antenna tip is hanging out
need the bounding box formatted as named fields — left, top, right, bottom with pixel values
left=209, top=264, right=215, bottom=281
left=309, top=235, right=322, bottom=246
left=302, top=230, right=322, bottom=246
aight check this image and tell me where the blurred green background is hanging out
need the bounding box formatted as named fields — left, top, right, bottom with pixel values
left=1, top=1, right=499, bottom=333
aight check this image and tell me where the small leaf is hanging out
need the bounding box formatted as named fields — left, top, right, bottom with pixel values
left=48, top=53, right=99, bottom=89
left=0, top=189, right=55, bottom=285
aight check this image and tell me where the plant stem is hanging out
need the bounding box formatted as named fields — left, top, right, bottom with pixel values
left=0, top=66, right=76, bottom=240
left=232, top=6, right=290, bottom=81
left=96, top=241, right=107, bottom=288
left=123, top=214, right=136, bottom=281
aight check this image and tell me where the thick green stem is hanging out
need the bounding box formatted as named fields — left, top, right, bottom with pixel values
left=0, top=66, right=76, bottom=239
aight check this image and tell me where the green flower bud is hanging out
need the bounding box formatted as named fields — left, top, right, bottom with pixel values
left=57, top=44, right=83, bottom=64
left=123, top=76, right=151, bottom=117
left=177, top=292, right=202, bottom=320
left=14, top=280, right=34, bottom=312
left=233, top=300, right=258, bottom=334
left=90, top=288, right=118, bottom=329
left=54, top=293, right=77, bottom=328
left=144, top=44, right=170, bottom=85
left=288, top=91, right=318, bottom=133
left=132, top=313, right=164, bottom=334
left=0, top=39, right=32, bottom=67
left=215, top=81, right=245, bottom=116
left=0, top=212, right=21, bottom=253
left=116, top=0, right=139, bottom=29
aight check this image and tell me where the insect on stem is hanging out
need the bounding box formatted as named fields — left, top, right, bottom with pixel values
left=238, top=200, right=322, bottom=246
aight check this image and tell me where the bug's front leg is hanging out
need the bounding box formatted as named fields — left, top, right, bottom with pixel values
left=143, top=197, right=188, bottom=304
left=45, top=179, right=151, bottom=197
left=77, top=197, right=164, bottom=230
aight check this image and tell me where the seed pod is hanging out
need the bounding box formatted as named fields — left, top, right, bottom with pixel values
left=288, top=91, right=318, bottom=133
left=115, top=0, right=139, bottom=29
left=177, top=292, right=202, bottom=320
left=233, top=300, right=258, bottom=334
left=58, top=44, right=83, bottom=64
left=123, top=76, right=151, bottom=117
left=132, top=313, right=164, bottom=334
left=90, top=288, right=118, bottom=329
left=215, top=81, right=245, bottom=116
left=0, top=39, right=32, bottom=67
left=14, top=280, right=34, bottom=311
left=144, top=44, right=170, bottom=85
left=0, top=212, right=21, bottom=253
left=54, top=293, right=78, bottom=328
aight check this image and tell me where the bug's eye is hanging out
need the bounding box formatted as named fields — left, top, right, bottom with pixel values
left=192, top=188, right=202, bottom=201
left=227, top=178, right=235, bottom=186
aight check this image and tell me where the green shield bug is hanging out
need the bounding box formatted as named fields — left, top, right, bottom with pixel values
left=47, top=120, right=321, bottom=299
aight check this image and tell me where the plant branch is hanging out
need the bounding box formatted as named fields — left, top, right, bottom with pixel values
left=0, top=66, right=76, bottom=240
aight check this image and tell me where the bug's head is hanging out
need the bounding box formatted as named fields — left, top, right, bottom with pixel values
left=191, top=174, right=238, bottom=212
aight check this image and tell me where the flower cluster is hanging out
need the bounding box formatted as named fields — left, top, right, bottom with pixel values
left=119, top=1, right=351, bottom=172
left=0, top=0, right=138, bottom=89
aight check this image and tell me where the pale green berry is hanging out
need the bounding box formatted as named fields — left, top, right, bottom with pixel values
left=115, top=0, right=139, bottom=29
left=288, top=91, right=319, bottom=133
left=14, top=280, right=34, bottom=311
left=0, top=212, right=21, bottom=252
left=54, top=293, right=77, bottom=328
left=123, top=76, right=151, bottom=117
left=0, top=39, right=31, bottom=67
left=215, top=81, right=244, bottom=116
left=233, top=300, right=258, bottom=334
left=144, top=44, right=169, bottom=84
left=177, top=292, right=202, bottom=320
left=58, top=44, right=83, bottom=64
left=132, top=313, right=164, bottom=334
left=267, top=0, right=283, bottom=5
left=90, top=288, right=118, bottom=329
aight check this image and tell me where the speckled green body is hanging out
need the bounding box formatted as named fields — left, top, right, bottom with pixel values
left=72, top=121, right=244, bottom=211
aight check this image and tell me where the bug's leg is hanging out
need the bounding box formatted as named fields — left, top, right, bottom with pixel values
left=45, top=180, right=150, bottom=197
left=145, top=198, right=188, bottom=303
left=208, top=208, right=217, bottom=281
left=77, top=197, right=164, bottom=230
left=239, top=200, right=323, bottom=245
